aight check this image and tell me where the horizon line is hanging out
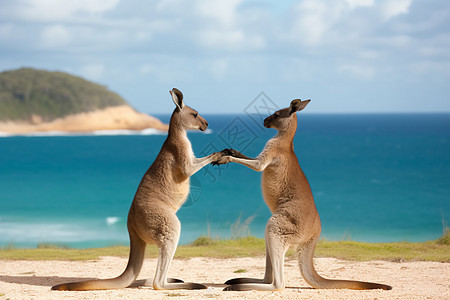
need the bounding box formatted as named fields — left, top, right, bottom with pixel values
left=149, top=111, right=450, bottom=115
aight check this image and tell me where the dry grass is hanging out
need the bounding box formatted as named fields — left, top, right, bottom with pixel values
left=1, top=233, right=449, bottom=262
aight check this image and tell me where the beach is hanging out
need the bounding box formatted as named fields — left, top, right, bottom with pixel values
left=1, top=256, right=448, bottom=299
left=0, top=105, right=168, bottom=134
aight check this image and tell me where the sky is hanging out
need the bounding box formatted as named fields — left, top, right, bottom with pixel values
left=0, top=0, right=449, bottom=114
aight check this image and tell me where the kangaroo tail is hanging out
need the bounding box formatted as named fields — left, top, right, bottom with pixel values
left=52, top=230, right=146, bottom=291
left=297, top=238, right=392, bottom=290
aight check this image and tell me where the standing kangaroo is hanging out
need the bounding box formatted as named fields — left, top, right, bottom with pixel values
left=52, top=88, right=221, bottom=291
left=213, top=99, right=392, bottom=291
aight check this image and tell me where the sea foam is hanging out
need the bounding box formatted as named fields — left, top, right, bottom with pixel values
left=0, top=220, right=127, bottom=248
left=0, top=128, right=212, bottom=138
left=106, top=217, right=121, bottom=225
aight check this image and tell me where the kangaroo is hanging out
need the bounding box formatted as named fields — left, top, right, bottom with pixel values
left=52, top=88, right=221, bottom=291
left=213, top=99, right=392, bottom=291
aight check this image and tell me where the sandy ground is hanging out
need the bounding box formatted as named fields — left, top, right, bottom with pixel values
left=0, top=256, right=448, bottom=299
left=0, top=105, right=168, bottom=134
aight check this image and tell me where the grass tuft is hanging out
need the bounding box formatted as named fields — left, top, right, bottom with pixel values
left=230, top=213, right=256, bottom=239
left=37, top=243, right=69, bottom=249
left=436, top=227, right=450, bottom=245
left=191, top=236, right=217, bottom=246
left=233, top=269, right=247, bottom=273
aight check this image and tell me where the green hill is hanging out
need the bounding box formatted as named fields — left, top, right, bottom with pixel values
left=0, top=68, right=127, bottom=122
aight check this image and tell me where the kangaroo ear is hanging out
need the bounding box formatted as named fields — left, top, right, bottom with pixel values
left=170, top=88, right=184, bottom=110
left=290, top=99, right=310, bottom=114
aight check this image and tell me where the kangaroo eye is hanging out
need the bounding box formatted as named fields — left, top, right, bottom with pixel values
left=192, top=113, right=198, bottom=118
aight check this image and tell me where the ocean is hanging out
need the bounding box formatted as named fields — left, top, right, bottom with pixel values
left=0, top=113, right=449, bottom=248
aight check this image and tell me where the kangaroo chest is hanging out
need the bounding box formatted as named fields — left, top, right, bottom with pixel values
left=261, top=163, right=291, bottom=213
left=171, top=134, right=193, bottom=208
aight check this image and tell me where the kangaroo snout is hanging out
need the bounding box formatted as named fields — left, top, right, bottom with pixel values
left=199, top=117, right=208, bottom=131
left=263, top=116, right=272, bottom=128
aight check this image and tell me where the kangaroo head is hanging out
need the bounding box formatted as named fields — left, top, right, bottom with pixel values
left=170, top=88, right=208, bottom=131
left=263, top=99, right=310, bottom=131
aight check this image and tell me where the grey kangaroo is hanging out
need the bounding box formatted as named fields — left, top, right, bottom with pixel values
left=213, top=99, right=392, bottom=291
left=52, top=88, right=221, bottom=291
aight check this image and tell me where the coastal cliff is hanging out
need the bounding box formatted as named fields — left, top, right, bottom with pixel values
left=0, top=68, right=168, bottom=133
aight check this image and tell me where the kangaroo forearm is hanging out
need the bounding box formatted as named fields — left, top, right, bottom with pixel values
left=229, top=157, right=267, bottom=172
left=231, top=152, right=255, bottom=160
left=187, top=156, right=215, bottom=176
left=193, top=155, right=214, bottom=164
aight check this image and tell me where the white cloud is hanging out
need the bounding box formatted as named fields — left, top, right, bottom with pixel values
left=17, top=0, right=120, bottom=21
left=417, top=45, right=447, bottom=57
left=135, top=31, right=152, bottom=41
left=338, top=64, right=375, bottom=80
left=358, top=50, right=382, bottom=60
left=197, top=29, right=265, bottom=51
left=199, top=29, right=245, bottom=49
left=291, top=1, right=329, bottom=46
left=189, top=0, right=266, bottom=51
left=380, top=0, right=412, bottom=20
left=195, top=0, right=242, bottom=26
left=289, top=1, right=347, bottom=47
left=39, top=25, right=70, bottom=49
left=345, top=0, right=374, bottom=10
left=132, top=55, right=195, bottom=85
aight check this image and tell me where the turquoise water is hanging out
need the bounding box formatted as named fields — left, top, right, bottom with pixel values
left=0, top=114, right=449, bottom=248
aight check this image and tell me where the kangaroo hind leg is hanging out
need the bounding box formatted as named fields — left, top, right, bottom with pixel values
left=224, top=223, right=287, bottom=291
left=152, top=220, right=206, bottom=290
left=225, top=237, right=273, bottom=285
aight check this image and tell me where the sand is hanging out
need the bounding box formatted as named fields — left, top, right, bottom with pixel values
left=0, top=256, right=448, bottom=299
left=0, top=105, right=168, bottom=134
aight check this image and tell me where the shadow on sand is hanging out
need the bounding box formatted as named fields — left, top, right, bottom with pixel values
left=0, top=275, right=309, bottom=291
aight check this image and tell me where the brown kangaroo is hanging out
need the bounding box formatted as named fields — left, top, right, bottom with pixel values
left=52, top=88, right=222, bottom=291
left=213, top=99, right=392, bottom=291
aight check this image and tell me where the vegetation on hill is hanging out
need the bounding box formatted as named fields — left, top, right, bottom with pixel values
left=0, top=68, right=127, bottom=122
